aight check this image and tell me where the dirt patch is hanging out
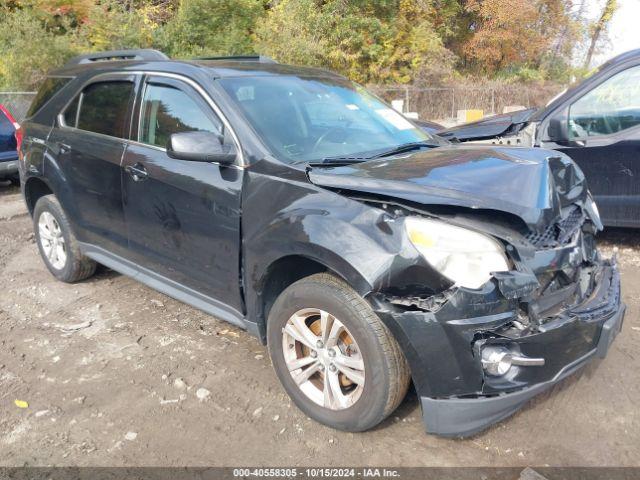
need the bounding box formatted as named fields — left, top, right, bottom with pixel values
left=0, top=183, right=639, bottom=466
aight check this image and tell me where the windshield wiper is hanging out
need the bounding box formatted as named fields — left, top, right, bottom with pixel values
left=308, top=157, right=368, bottom=167
left=368, top=141, right=438, bottom=159
left=307, top=141, right=439, bottom=167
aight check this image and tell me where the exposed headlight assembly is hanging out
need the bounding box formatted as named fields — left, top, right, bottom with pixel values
left=404, top=217, right=510, bottom=289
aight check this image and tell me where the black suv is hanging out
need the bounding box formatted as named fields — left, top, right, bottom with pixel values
left=20, top=49, right=625, bottom=437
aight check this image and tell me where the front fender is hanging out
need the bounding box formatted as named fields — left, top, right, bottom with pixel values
left=242, top=167, right=449, bottom=330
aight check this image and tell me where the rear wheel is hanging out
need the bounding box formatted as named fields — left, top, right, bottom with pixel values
left=267, top=273, right=410, bottom=431
left=33, top=195, right=96, bottom=283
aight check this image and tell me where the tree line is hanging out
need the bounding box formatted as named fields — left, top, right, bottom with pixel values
left=0, top=0, right=618, bottom=90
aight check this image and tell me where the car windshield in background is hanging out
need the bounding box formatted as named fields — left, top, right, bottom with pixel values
left=220, top=76, right=433, bottom=163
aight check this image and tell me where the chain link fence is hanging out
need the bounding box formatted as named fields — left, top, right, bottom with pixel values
left=1, top=83, right=564, bottom=126
left=369, top=83, right=564, bottom=125
left=0, top=92, right=36, bottom=122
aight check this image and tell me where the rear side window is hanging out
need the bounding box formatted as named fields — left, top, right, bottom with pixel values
left=77, top=81, right=134, bottom=138
left=27, top=77, right=71, bottom=117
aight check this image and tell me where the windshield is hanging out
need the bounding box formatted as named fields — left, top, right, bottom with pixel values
left=219, top=76, right=434, bottom=163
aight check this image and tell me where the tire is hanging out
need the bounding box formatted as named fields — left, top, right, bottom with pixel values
left=267, top=273, right=410, bottom=432
left=33, top=194, right=97, bottom=283
left=9, top=175, right=20, bottom=186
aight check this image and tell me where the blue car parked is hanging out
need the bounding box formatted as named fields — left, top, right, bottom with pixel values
left=0, top=104, right=20, bottom=184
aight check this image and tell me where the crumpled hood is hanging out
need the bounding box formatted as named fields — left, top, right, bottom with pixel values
left=307, top=145, right=588, bottom=232
left=437, top=108, right=537, bottom=141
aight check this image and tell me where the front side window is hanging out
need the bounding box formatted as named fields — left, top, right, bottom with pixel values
left=569, top=65, right=640, bottom=138
left=219, top=76, right=433, bottom=163
left=76, top=81, right=134, bottom=138
left=139, top=83, right=222, bottom=148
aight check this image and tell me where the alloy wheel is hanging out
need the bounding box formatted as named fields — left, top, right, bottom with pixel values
left=38, top=211, right=67, bottom=270
left=282, top=308, right=365, bottom=410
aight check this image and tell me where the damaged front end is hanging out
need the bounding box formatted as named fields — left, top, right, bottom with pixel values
left=306, top=145, right=625, bottom=437
left=372, top=205, right=624, bottom=437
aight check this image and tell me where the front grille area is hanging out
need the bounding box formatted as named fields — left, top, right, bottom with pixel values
left=525, top=207, right=584, bottom=249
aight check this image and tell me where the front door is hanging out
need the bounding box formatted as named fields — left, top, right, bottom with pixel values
left=548, top=64, right=640, bottom=227
left=121, top=75, right=244, bottom=314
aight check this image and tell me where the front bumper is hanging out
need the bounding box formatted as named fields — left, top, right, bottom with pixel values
left=375, top=258, right=625, bottom=437
left=421, top=302, right=624, bottom=437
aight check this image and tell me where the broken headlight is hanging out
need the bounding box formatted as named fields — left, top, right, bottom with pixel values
left=405, top=217, right=509, bottom=289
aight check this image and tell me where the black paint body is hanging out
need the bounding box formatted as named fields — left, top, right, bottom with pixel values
left=18, top=58, right=625, bottom=436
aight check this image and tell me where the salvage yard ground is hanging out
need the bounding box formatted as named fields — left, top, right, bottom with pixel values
left=0, top=183, right=639, bottom=466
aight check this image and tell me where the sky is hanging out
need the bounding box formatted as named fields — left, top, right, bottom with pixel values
left=589, top=0, right=640, bottom=67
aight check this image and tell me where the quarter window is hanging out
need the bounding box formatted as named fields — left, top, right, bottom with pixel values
left=27, top=77, right=72, bottom=117
left=139, top=83, right=222, bottom=148
left=76, top=81, right=134, bottom=138
left=569, top=65, right=640, bottom=138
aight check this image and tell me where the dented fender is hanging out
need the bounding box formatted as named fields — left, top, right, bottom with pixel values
left=241, top=162, right=452, bottom=338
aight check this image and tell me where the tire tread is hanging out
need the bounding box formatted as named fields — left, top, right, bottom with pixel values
left=33, top=195, right=97, bottom=283
left=282, top=273, right=411, bottom=428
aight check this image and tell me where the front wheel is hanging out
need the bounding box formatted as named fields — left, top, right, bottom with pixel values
left=267, top=273, right=410, bottom=432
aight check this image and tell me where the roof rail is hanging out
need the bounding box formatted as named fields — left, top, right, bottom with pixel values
left=194, top=55, right=278, bottom=64
left=64, top=49, right=169, bottom=67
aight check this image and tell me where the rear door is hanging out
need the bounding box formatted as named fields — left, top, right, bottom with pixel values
left=542, top=63, right=640, bottom=227
left=122, top=74, right=244, bottom=314
left=47, top=74, right=137, bottom=256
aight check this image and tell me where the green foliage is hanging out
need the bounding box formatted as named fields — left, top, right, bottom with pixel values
left=81, top=0, right=155, bottom=51
left=379, top=0, right=456, bottom=85
left=0, top=8, right=81, bottom=90
left=0, top=0, right=617, bottom=90
left=495, top=65, right=546, bottom=83
left=255, top=0, right=454, bottom=85
left=253, top=0, right=327, bottom=68
left=154, top=0, right=264, bottom=58
left=0, top=1, right=159, bottom=89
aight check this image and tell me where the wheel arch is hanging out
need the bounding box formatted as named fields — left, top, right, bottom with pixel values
left=23, top=176, right=55, bottom=216
left=251, top=252, right=373, bottom=344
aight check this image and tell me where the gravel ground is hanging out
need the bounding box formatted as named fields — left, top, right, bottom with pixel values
left=0, top=182, right=638, bottom=467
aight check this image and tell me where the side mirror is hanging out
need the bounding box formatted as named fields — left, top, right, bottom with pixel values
left=547, top=114, right=570, bottom=145
left=167, top=131, right=237, bottom=164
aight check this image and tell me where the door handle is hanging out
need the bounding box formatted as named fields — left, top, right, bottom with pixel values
left=125, top=163, right=149, bottom=182
left=58, top=142, right=72, bottom=154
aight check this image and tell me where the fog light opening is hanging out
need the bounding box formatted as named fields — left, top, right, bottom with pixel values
left=480, top=346, right=546, bottom=376
left=481, top=346, right=513, bottom=376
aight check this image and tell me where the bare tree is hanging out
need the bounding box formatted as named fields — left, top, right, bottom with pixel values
left=583, top=0, right=618, bottom=69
